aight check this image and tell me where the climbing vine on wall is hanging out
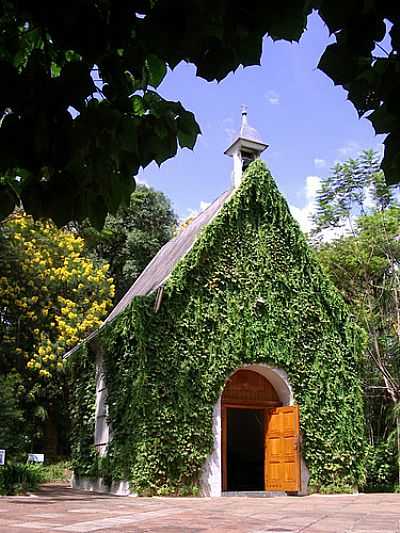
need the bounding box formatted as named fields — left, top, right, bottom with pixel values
left=68, top=161, right=367, bottom=494
left=68, top=344, right=98, bottom=477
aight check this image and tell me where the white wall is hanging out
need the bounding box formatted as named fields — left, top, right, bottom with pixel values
left=94, top=351, right=110, bottom=456
left=199, top=398, right=222, bottom=496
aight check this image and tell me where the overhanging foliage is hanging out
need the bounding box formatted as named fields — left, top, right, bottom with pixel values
left=0, top=2, right=399, bottom=225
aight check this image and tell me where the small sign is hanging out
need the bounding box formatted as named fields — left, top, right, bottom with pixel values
left=0, top=449, right=5, bottom=465
left=27, top=453, right=44, bottom=464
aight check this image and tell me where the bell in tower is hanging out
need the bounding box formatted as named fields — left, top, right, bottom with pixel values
left=224, top=106, right=268, bottom=189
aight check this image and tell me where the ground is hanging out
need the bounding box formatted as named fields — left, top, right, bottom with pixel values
left=0, top=484, right=400, bottom=532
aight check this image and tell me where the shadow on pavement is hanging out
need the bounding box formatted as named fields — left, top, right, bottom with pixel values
left=5, top=483, right=122, bottom=503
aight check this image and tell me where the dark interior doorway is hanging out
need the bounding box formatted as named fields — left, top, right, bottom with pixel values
left=226, top=407, right=265, bottom=491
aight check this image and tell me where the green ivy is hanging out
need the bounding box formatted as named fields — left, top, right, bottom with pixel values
left=68, top=344, right=98, bottom=478
left=68, top=161, right=367, bottom=494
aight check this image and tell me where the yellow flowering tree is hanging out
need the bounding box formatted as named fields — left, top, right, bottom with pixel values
left=0, top=212, right=114, bottom=453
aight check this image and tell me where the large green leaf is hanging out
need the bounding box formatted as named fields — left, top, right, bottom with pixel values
left=368, top=106, right=398, bottom=135
left=0, top=0, right=399, bottom=226
left=177, top=110, right=201, bottom=150
left=318, top=44, right=367, bottom=86
left=382, top=133, right=400, bottom=186
left=146, top=55, right=167, bottom=88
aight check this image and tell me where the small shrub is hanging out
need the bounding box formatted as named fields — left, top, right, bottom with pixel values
left=318, top=484, right=354, bottom=494
left=176, top=483, right=200, bottom=496
left=364, top=442, right=397, bottom=491
left=0, top=374, right=31, bottom=458
left=0, top=463, right=44, bottom=495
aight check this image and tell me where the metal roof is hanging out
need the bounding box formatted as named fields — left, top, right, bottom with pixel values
left=224, top=106, right=267, bottom=156
left=64, top=189, right=232, bottom=358
left=105, top=189, right=231, bottom=321
left=239, top=122, right=264, bottom=145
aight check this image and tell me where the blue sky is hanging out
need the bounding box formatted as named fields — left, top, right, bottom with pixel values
left=138, top=13, right=384, bottom=229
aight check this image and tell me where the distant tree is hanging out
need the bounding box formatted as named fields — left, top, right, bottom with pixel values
left=0, top=212, right=114, bottom=452
left=317, top=207, right=400, bottom=485
left=0, top=3, right=399, bottom=225
left=318, top=208, right=400, bottom=406
left=313, top=153, right=400, bottom=484
left=79, top=185, right=177, bottom=303
left=312, top=149, right=397, bottom=237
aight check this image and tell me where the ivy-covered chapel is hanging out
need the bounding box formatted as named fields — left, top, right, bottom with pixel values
left=67, top=109, right=366, bottom=497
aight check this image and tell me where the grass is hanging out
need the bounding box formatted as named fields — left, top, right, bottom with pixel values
left=40, top=460, right=72, bottom=483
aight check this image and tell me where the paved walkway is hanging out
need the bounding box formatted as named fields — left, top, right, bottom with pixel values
left=0, top=484, right=400, bottom=532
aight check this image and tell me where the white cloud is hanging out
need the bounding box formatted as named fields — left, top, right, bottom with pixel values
left=305, top=175, right=321, bottom=201
left=136, top=175, right=149, bottom=187
left=265, top=90, right=280, bottom=105
left=182, top=200, right=211, bottom=222
left=337, top=141, right=361, bottom=159
left=289, top=175, right=321, bottom=234
left=200, top=200, right=211, bottom=211
left=314, top=158, right=327, bottom=169
left=222, top=117, right=236, bottom=141
left=363, top=184, right=376, bottom=210
left=289, top=204, right=313, bottom=234
left=374, top=142, right=384, bottom=158
left=319, top=221, right=354, bottom=242
left=224, top=127, right=236, bottom=141
left=289, top=175, right=355, bottom=241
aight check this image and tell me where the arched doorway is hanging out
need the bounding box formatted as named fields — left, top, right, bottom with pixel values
left=221, top=369, right=301, bottom=493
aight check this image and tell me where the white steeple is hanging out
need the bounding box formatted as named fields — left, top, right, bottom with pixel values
left=224, top=106, right=268, bottom=188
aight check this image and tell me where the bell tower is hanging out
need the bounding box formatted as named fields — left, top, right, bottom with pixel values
left=224, top=106, right=268, bottom=189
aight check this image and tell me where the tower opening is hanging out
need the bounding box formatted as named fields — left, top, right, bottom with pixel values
left=241, top=149, right=257, bottom=170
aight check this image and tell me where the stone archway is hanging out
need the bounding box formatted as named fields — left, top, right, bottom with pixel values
left=200, top=364, right=307, bottom=496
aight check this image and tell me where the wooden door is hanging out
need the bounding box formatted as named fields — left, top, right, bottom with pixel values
left=221, top=369, right=281, bottom=491
left=265, top=405, right=301, bottom=492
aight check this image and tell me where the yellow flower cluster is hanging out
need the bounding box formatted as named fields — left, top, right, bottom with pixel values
left=1, top=212, right=115, bottom=381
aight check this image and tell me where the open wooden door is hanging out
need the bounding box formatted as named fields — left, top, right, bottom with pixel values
left=265, top=405, right=301, bottom=492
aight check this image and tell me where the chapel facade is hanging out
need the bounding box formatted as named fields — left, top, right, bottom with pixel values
left=67, top=109, right=365, bottom=497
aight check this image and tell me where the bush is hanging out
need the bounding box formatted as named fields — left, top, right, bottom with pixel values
left=308, top=483, right=354, bottom=495
left=0, top=374, right=31, bottom=459
left=318, top=484, right=354, bottom=495
left=0, top=463, right=44, bottom=495
left=364, top=441, right=398, bottom=492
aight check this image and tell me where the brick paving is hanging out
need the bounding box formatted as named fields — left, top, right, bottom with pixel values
left=0, top=484, right=400, bottom=532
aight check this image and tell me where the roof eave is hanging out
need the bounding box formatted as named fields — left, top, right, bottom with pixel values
left=224, top=137, right=268, bottom=156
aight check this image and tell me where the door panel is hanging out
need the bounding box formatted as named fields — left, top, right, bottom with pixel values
left=265, top=405, right=301, bottom=492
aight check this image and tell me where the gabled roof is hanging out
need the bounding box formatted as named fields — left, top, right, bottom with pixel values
left=105, top=189, right=231, bottom=322
left=238, top=120, right=265, bottom=146
left=64, top=189, right=232, bottom=358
